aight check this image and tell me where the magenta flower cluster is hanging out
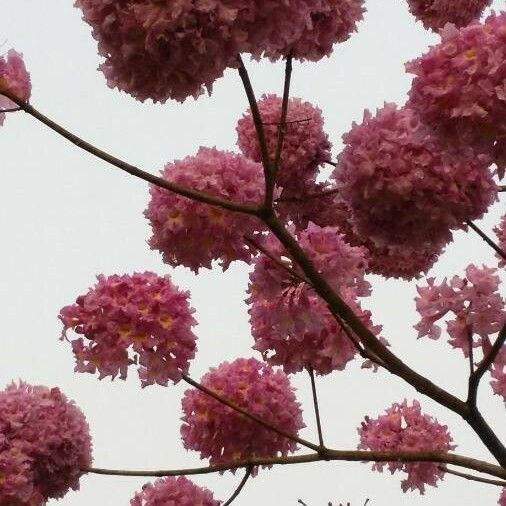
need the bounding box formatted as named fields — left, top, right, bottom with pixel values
left=130, top=476, right=219, bottom=506
left=59, top=272, right=197, bottom=387
left=332, top=103, right=496, bottom=248
left=0, top=50, right=31, bottom=125
left=75, top=0, right=364, bottom=102
left=181, top=357, right=304, bottom=468
left=145, top=147, right=264, bottom=272
left=406, top=0, right=492, bottom=31
left=495, top=213, right=506, bottom=267
left=247, top=224, right=382, bottom=374
left=236, top=94, right=331, bottom=191
left=0, top=382, right=92, bottom=505
left=499, top=487, right=506, bottom=506
left=358, top=400, right=455, bottom=493
left=407, top=12, right=506, bottom=176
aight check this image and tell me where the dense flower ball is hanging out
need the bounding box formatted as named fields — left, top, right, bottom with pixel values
left=145, top=147, right=264, bottom=272
left=494, top=213, right=506, bottom=267
left=414, top=264, right=505, bottom=354
left=59, top=272, right=197, bottom=387
left=130, top=476, right=219, bottom=506
left=247, top=224, right=383, bottom=374
left=406, top=0, right=492, bottom=31
left=0, top=50, right=31, bottom=125
left=181, top=357, right=304, bottom=468
left=237, top=94, right=331, bottom=191
left=332, top=104, right=497, bottom=248
left=358, top=400, right=455, bottom=493
left=0, top=382, right=92, bottom=505
left=406, top=13, right=506, bottom=175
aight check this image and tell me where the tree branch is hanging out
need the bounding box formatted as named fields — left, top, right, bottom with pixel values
left=466, top=220, right=506, bottom=262
left=439, top=465, right=506, bottom=487
left=223, top=467, right=252, bottom=506
left=308, top=367, right=325, bottom=449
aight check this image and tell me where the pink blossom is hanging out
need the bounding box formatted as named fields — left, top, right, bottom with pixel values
left=332, top=104, right=497, bottom=248
left=494, top=214, right=506, bottom=267
left=0, top=50, right=31, bottom=125
left=237, top=94, right=331, bottom=191
left=0, top=382, right=92, bottom=505
left=406, top=12, right=506, bottom=176
left=491, top=346, right=506, bottom=402
left=414, top=264, right=505, bottom=357
left=499, top=487, right=506, bottom=506
left=247, top=225, right=382, bottom=374
left=180, top=357, right=304, bottom=469
left=59, top=272, right=197, bottom=387
left=130, top=476, right=219, bottom=506
left=358, top=400, right=455, bottom=493
left=406, top=0, right=492, bottom=31
left=145, top=147, right=264, bottom=272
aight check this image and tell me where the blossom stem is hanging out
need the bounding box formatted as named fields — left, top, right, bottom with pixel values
left=466, top=220, right=506, bottom=262
left=83, top=450, right=506, bottom=479
left=1, top=92, right=260, bottom=216
left=439, top=465, right=506, bottom=487
left=222, top=467, right=252, bottom=506
left=308, top=367, right=325, bottom=449
left=276, top=187, right=339, bottom=203
left=181, top=374, right=320, bottom=452
left=0, top=106, right=21, bottom=113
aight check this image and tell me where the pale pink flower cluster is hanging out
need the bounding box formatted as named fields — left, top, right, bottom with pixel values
left=145, top=147, right=264, bottom=272
left=59, top=272, right=197, bottom=387
left=414, top=264, right=505, bottom=354
left=181, top=357, right=304, bottom=468
left=358, top=400, right=455, bottom=494
left=406, top=0, right=492, bottom=31
left=332, top=103, right=496, bottom=248
left=0, top=382, right=92, bottom=505
left=130, top=476, right=219, bottom=506
left=407, top=12, right=506, bottom=176
left=247, top=224, right=383, bottom=374
left=499, top=487, right=506, bottom=506
left=76, top=0, right=364, bottom=102
left=0, top=50, right=31, bottom=125
left=491, top=346, right=506, bottom=402
left=494, top=213, right=506, bottom=267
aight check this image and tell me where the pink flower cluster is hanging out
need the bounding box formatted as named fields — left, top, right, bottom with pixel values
left=332, top=103, right=496, bottom=248
left=181, top=357, right=304, bottom=468
left=0, top=382, right=92, bottom=505
left=130, top=476, right=219, bottom=506
left=76, top=0, right=364, bottom=102
left=491, top=346, right=506, bottom=403
left=407, top=12, right=506, bottom=176
left=145, top=147, right=264, bottom=272
left=358, top=400, right=455, bottom=494
left=59, top=272, right=197, bottom=387
left=494, top=213, right=506, bottom=267
left=237, top=94, right=331, bottom=192
left=406, top=0, right=492, bottom=31
left=499, top=487, right=506, bottom=506
left=0, top=50, right=31, bottom=125
left=247, top=224, right=383, bottom=374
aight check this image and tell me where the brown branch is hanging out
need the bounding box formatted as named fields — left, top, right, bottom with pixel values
left=263, top=118, right=311, bottom=126
left=308, top=367, right=325, bottom=449
left=466, top=220, right=506, bottom=262
left=276, top=187, right=339, bottom=203
left=0, top=106, right=21, bottom=113
left=439, top=465, right=506, bottom=487
left=298, top=500, right=309, bottom=506
left=83, top=450, right=506, bottom=480
left=181, top=374, right=320, bottom=453
left=1, top=92, right=260, bottom=216
left=499, top=185, right=505, bottom=192
left=223, top=466, right=252, bottom=506
left=324, top=159, right=337, bottom=167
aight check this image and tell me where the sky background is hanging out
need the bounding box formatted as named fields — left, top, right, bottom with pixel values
left=0, top=1, right=505, bottom=504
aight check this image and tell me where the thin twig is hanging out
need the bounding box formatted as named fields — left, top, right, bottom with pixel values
left=1, top=92, right=260, bottom=216
left=468, top=325, right=506, bottom=407
left=223, top=467, right=252, bottom=506
left=324, top=159, right=337, bottom=167
left=439, top=465, right=506, bottom=487
left=499, top=185, right=505, bottom=192
left=276, top=187, right=339, bottom=203
left=0, top=106, right=21, bottom=113
left=263, top=118, right=310, bottom=126
left=466, top=220, right=506, bottom=262
left=83, top=450, right=506, bottom=480
left=308, top=367, right=325, bottom=449
left=298, top=500, right=309, bottom=506
left=363, top=500, right=370, bottom=506
left=467, top=325, right=475, bottom=376
left=182, top=374, right=320, bottom=453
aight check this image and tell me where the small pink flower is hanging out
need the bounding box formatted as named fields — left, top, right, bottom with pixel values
left=358, top=400, right=455, bottom=493
left=130, top=476, right=219, bottom=506
left=490, top=346, right=506, bottom=403
left=498, top=487, right=506, bottom=506
left=406, top=0, right=492, bottom=31
left=145, top=147, right=265, bottom=272
left=0, top=382, right=92, bottom=505
left=59, top=272, right=197, bottom=387
left=494, top=214, right=506, bottom=267
left=181, top=358, right=304, bottom=470
left=0, top=50, right=31, bottom=125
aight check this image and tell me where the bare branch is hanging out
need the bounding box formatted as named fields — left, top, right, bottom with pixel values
left=223, top=467, right=252, bottom=506
left=466, top=220, right=506, bottom=263
left=0, top=106, right=21, bottom=113
left=439, top=465, right=506, bottom=487
left=308, top=367, right=325, bottom=449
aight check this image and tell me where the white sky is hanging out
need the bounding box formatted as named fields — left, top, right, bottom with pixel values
left=0, top=1, right=505, bottom=504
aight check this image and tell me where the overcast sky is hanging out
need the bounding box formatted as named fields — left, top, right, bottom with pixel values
left=0, top=1, right=505, bottom=505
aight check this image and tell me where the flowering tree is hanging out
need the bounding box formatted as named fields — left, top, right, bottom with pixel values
left=0, top=0, right=505, bottom=505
